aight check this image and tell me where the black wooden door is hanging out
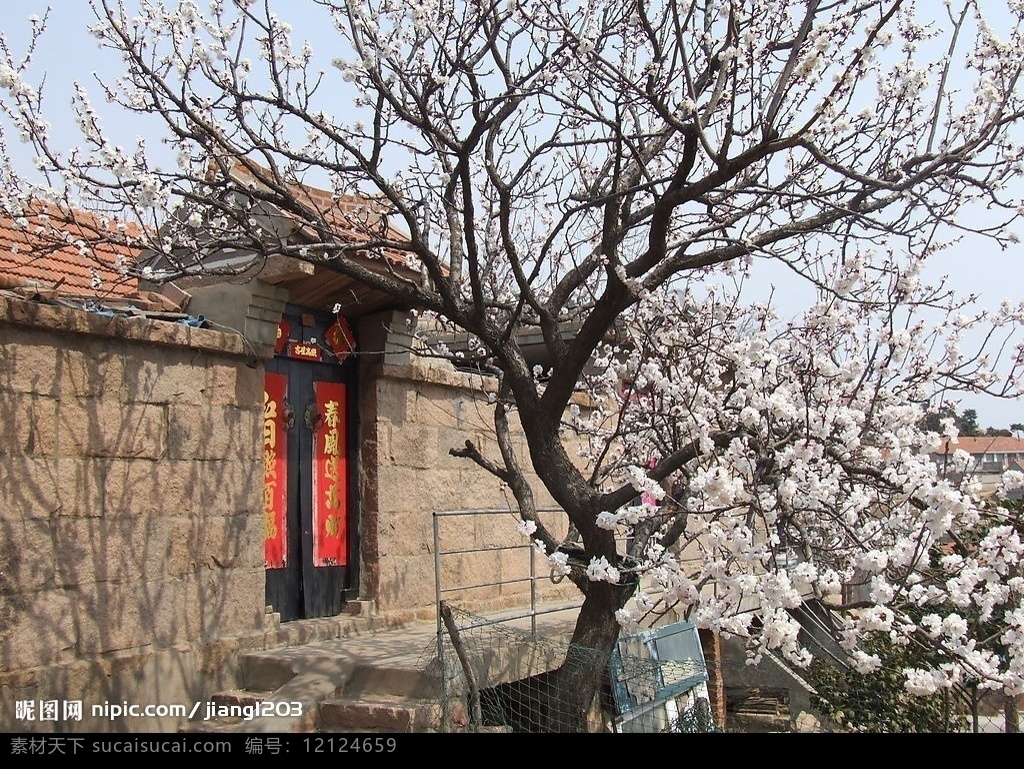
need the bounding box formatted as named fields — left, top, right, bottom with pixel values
left=264, top=308, right=358, bottom=622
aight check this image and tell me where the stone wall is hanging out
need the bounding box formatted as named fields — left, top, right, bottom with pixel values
left=357, top=332, right=577, bottom=618
left=0, top=297, right=619, bottom=731
left=0, top=296, right=267, bottom=732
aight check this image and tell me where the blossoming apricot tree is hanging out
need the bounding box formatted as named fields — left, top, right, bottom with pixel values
left=4, top=0, right=1024, bottom=730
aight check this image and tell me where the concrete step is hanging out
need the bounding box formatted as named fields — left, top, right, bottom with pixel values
left=341, top=661, right=443, bottom=700
left=217, top=630, right=443, bottom=733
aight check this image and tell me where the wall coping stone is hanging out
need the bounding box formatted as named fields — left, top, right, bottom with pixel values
left=373, top=359, right=599, bottom=408
left=0, top=295, right=252, bottom=359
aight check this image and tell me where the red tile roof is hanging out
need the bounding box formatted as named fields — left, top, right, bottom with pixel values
left=0, top=202, right=143, bottom=298
left=215, top=158, right=421, bottom=272
left=933, top=436, right=1024, bottom=455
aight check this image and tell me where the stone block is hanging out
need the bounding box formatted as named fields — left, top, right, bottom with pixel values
left=209, top=361, right=263, bottom=408
left=319, top=700, right=418, bottom=732
left=374, top=466, right=427, bottom=515
left=439, top=555, right=500, bottom=605
left=377, top=510, right=436, bottom=559
left=167, top=518, right=202, bottom=577
left=58, top=399, right=167, bottom=459
left=0, top=516, right=56, bottom=593
left=199, top=459, right=262, bottom=516
left=163, top=576, right=205, bottom=644
left=386, top=423, right=438, bottom=469
left=72, top=581, right=165, bottom=654
left=56, top=343, right=125, bottom=400
left=449, top=468, right=508, bottom=512
left=194, top=569, right=266, bottom=638
left=151, top=581, right=198, bottom=648
left=166, top=514, right=258, bottom=577
left=0, top=391, right=57, bottom=455
left=0, top=335, right=61, bottom=396
left=434, top=466, right=489, bottom=514
left=376, top=553, right=436, bottom=611
left=74, top=574, right=247, bottom=653
left=123, top=357, right=209, bottom=405
left=0, top=588, right=78, bottom=670
left=410, top=389, right=463, bottom=429
left=497, top=543, right=536, bottom=594
left=473, top=510, right=523, bottom=549
left=431, top=510, right=482, bottom=553
left=366, top=377, right=409, bottom=425
left=50, top=516, right=175, bottom=586
left=536, top=509, right=570, bottom=540
left=1, top=456, right=105, bottom=518
left=103, top=458, right=205, bottom=518
left=167, top=403, right=258, bottom=460
left=405, top=383, right=493, bottom=431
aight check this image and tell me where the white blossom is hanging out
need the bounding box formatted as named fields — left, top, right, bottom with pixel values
left=586, top=556, right=621, bottom=584
left=516, top=519, right=537, bottom=538
left=547, top=551, right=571, bottom=577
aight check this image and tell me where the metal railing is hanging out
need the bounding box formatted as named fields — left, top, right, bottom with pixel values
left=432, top=507, right=581, bottom=637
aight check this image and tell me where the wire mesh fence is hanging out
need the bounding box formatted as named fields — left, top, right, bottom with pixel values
left=417, top=604, right=1020, bottom=733
left=422, top=603, right=720, bottom=733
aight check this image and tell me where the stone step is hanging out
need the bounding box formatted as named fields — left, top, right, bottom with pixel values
left=317, top=695, right=441, bottom=733
left=212, top=689, right=271, bottom=708
left=343, top=662, right=443, bottom=700
left=179, top=689, right=283, bottom=733
left=185, top=607, right=579, bottom=733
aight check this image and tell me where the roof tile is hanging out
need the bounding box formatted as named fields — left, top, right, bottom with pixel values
left=0, top=203, right=143, bottom=298
left=218, top=159, right=420, bottom=272
left=934, top=436, right=1024, bottom=455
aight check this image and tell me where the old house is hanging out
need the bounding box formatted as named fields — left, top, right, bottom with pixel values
left=0, top=193, right=578, bottom=732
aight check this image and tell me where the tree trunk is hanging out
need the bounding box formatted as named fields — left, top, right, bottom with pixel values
left=1006, top=693, right=1020, bottom=734
left=542, top=582, right=625, bottom=732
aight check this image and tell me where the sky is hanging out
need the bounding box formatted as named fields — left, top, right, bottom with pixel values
left=2, top=1, right=1023, bottom=430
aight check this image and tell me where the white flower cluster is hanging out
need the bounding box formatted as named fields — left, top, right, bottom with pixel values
left=547, top=551, right=571, bottom=577
left=585, top=556, right=620, bottom=584
left=573, top=279, right=1024, bottom=693
left=516, top=518, right=537, bottom=538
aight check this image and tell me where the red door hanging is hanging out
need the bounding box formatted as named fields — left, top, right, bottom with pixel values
left=312, top=380, right=348, bottom=566
left=263, top=372, right=289, bottom=569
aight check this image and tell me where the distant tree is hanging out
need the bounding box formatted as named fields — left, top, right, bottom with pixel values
left=1012, top=423, right=1024, bottom=440
left=960, top=409, right=981, bottom=437
left=920, top=404, right=982, bottom=437
left=985, top=427, right=1013, bottom=437
left=807, top=626, right=969, bottom=733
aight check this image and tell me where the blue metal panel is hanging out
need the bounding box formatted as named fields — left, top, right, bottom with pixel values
left=609, top=620, right=709, bottom=716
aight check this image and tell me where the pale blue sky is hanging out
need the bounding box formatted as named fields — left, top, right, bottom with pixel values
left=3, top=1, right=1022, bottom=430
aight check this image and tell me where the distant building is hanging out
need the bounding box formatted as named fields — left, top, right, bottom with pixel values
left=930, top=436, right=1024, bottom=498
